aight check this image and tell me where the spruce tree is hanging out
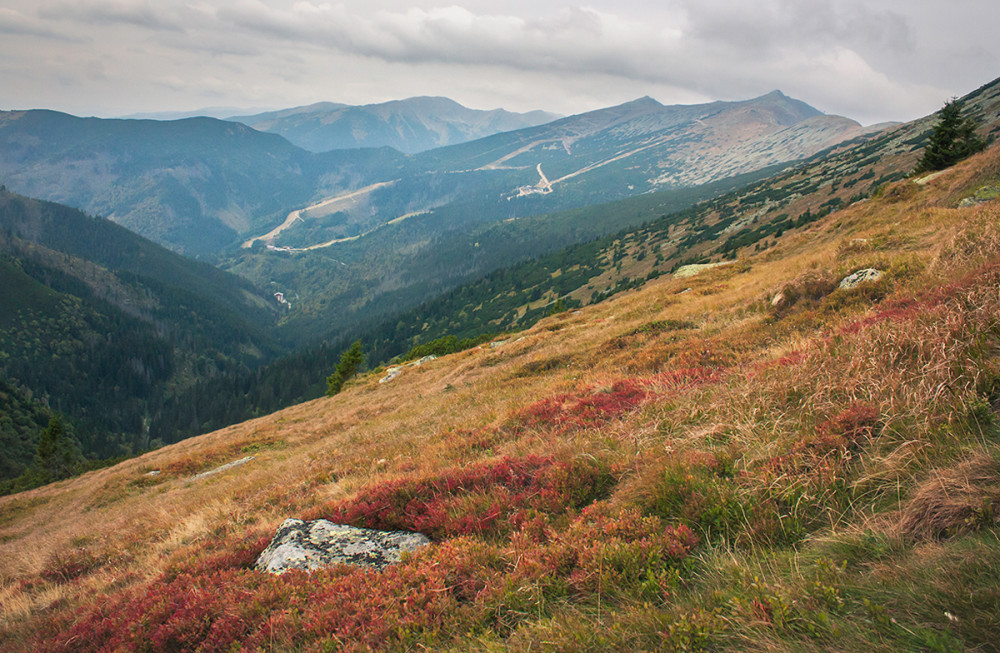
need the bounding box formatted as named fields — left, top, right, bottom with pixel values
left=326, top=340, right=365, bottom=396
left=914, top=99, right=986, bottom=173
left=33, top=416, right=81, bottom=482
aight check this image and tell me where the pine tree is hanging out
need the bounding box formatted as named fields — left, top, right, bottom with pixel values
left=914, top=99, right=986, bottom=173
left=326, top=340, right=365, bottom=396
left=33, top=416, right=81, bottom=482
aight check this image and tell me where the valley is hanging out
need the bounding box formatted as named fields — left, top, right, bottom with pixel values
left=4, top=78, right=998, bottom=483
left=241, top=181, right=400, bottom=251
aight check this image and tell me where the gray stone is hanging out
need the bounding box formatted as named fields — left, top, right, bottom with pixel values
left=256, top=518, right=431, bottom=574
left=770, top=291, right=787, bottom=307
left=379, top=367, right=402, bottom=384
left=192, top=455, right=255, bottom=480
left=838, top=268, right=883, bottom=290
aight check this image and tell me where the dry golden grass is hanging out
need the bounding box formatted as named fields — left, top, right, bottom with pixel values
left=897, top=452, right=1000, bottom=541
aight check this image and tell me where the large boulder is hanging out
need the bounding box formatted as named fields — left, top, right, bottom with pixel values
left=256, top=518, right=431, bottom=574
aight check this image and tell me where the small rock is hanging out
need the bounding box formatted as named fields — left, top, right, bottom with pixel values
left=379, top=367, right=402, bottom=384
left=402, top=355, right=438, bottom=368
left=490, top=339, right=509, bottom=349
left=838, top=268, right=883, bottom=290
left=770, top=292, right=787, bottom=307
left=144, top=470, right=160, bottom=477
left=256, top=519, right=431, bottom=574
left=192, top=455, right=255, bottom=480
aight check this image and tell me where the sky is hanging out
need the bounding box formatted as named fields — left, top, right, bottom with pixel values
left=0, top=0, right=997, bottom=126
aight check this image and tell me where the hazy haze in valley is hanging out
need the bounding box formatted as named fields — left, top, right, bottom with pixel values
left=0, top=0, right=997, bottom=126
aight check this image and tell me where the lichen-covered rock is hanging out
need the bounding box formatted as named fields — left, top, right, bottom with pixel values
left=838, top=268, right=883, bottom=290
left=255, top=519, right=430, bottom=574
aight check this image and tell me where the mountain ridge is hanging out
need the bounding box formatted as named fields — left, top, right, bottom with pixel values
left=229, top=96, right=563, bottom=154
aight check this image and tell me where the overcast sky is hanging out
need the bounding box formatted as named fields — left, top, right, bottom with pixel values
left=1, top=0, right=997, bottom=125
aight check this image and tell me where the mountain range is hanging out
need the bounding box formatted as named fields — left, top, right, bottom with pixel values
left=0, top=91, right=862, bottom=259
left=229, top=96, right=562, bottom=154
left=5, top=81, right=996, bottom=479
left=0, top=90, right=875, bottom=345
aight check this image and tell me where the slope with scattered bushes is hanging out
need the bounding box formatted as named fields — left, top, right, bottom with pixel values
left=2, top=140, right=1000, bottom=650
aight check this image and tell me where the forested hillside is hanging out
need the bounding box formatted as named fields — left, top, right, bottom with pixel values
left=0, top=189, right=282, bottom=484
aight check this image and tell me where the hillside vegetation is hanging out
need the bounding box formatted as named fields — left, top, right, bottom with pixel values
left=0, top=189, right=282, bottom=479
left=2, top=140, right=1000, bottom=650
left=164, top=79, right=1000, bottom=440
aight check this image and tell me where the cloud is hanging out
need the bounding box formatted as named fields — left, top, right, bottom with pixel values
left=676, top=0, right=912, bottom=54
left=199, top=0, right=927, bottom=121
left=38, top=0, right=186, bottom=32
left=0, top=7, right=79, bottom=40
left=1, top=0, right=997, bottom=123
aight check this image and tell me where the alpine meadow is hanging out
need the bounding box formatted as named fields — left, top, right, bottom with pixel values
left=2, top=3, right=1000, bottom=650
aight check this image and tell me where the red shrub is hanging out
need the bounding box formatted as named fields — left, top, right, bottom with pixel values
left=806, top=403, right=881, bottom=454
left=317, top=455, right=615, bottom=540
left=839, top=297, right=923, bottom=335
left=35, top=503, right=699, bottom=653
left=517, top=379, right=650, bottom=432
left=39, top=548, right=106, bottom=584
left=651, top=367, right=723, bottom=389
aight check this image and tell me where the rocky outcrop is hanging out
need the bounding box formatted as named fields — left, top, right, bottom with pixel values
left=256, top=519, right=431, bottom=574
left=838, top=268, right=883, bottom=290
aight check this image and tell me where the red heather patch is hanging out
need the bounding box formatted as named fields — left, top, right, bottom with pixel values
left=39, top=549, right=105, bottom=585
left=315, top=455, right=615, bottom=540
left=807, top=403, right=881, bottom=453
left=517, top=378, right=650, bottom=432
left=35, top=507, right=699, bottom=653
left=651, top=366, right=724, bottom=389
left=750, top=403, right=881, bottom=480
left=750, top=350, right=808, bottom=377
left=516, top=370, right=724, bottom=435
left=839, top=296, right=924, bottom=335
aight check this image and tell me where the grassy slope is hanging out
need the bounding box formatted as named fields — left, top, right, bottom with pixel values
left=2, top=146, right=1000, bottom=651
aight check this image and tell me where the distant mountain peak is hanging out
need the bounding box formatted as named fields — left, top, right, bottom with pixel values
left=230, top=97, right=560, bottom=154
left=612, top=95, right=665, bottom=109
